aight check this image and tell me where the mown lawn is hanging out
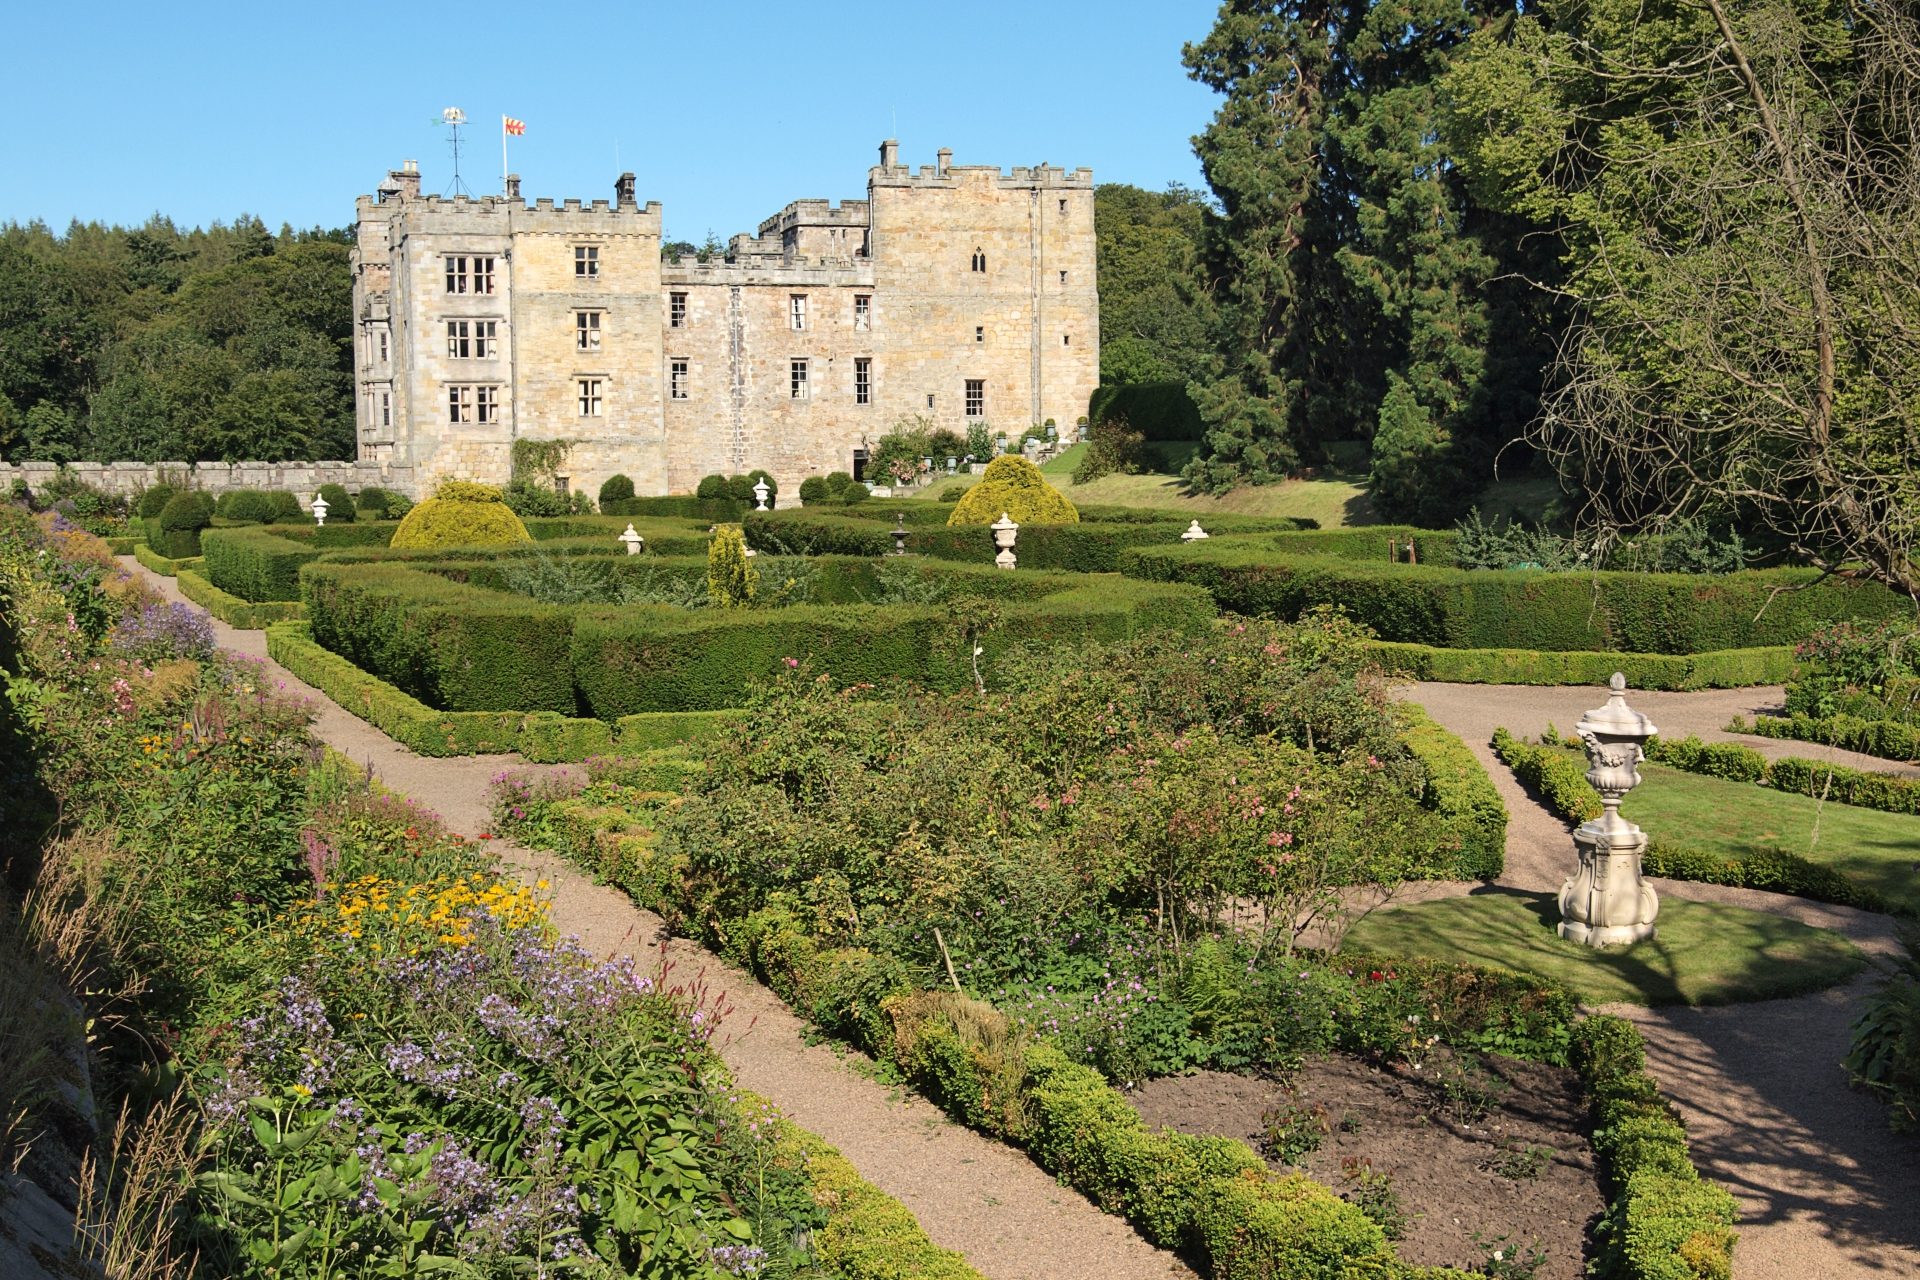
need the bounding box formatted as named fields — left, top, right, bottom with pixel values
left=1345, top=890, right=1865, bottom=1006
left=1622, top=761, right=1920, bottom=915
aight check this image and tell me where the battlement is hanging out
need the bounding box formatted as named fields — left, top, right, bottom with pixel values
left=867, top=143, right=1093, bottom=190
left=756, top=198, right=871, bottom=238
left=356, top=165, right=663, bottom=228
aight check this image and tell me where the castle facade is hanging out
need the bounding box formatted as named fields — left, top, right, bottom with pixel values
left=350, top=140, right=1098, bottom=497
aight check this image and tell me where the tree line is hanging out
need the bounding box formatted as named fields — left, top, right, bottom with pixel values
left=1097, top=0, right=1917, bottom=594
left=0, top=215, right=355, bottom=465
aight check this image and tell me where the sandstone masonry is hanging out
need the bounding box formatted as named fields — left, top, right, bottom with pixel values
left=352, top=141, right=1098, bottom=498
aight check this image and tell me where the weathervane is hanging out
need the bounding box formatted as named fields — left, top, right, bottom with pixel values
left=432, top=107, right=473, bottom=197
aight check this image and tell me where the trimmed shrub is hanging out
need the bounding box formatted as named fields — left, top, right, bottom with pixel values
left=823, top=471, right=854, bottom=497
left=1492, top=729, right=1602, bottom=822
left=798, top=476, right=829, bottom=504
left=597, top=473, right=635, bottom=505
left=301, top=561, right=574, bottom=713
left=695, top=473, right=730, bottom=500
left=135, top=483, right=179, bottom=519
left=1732, top=712, right=1920, bottom=764
left=317, top=482, right=356, bottom=522
left=1766, top=757, right=1920, bottom=816
left=355, top=486, right=408, bottom=518
left=390, top=481, right=532, bottom=550
left=1645, top=735, right=1767, bottom=783
left=1400, top=704, right=1507, bottom=879
left=175, top=569, right=305, bottom=628
left=213, top=489, right=293, bottom=524
left=938, top=483, right=969, bottom=502
left=1121, top=537, right=1906, bottom=655
left=154, top=490, right=215, bottom=557
left=840, top=481, right=871, bottom=505
left=1087, top=382, right=1206, bottom=442
left=949, top=455, right=1079, bottom=526
left=725, top=474, right=756, bottom=503
left=1367, top=641, right=1796, bottom=691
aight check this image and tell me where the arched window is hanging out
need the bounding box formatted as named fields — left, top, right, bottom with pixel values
left=970, top=248, right=986, bottom=273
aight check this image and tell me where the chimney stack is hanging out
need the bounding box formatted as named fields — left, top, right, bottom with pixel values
left=381, top=159, right=422, bottom=201
left=878, top=138, right=899, bottom=170
left=505, top=173, right=521, bottom=200
left=614, top=172, right=636, bottom=209
left=936, top=147, right=952, bottom=175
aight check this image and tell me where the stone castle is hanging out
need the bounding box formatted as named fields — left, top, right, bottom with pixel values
left=351, top=140, right=1098, bottom=497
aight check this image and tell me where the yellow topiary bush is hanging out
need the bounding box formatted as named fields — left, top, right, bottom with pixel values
left=946, top=455, right=1079, bottom=526
left=389, top=480, right=533, bottom=550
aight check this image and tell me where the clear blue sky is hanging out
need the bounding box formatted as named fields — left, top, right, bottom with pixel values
left=1, top=1, right=1223, bottom=242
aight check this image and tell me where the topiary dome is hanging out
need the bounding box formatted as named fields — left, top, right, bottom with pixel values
left=946, top=455, right=1079, bottom=526
left=390, top=480, right=533, bottom=550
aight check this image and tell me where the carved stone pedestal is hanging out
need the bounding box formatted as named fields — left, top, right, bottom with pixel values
left=1557, top=673, right=1660, bottom=947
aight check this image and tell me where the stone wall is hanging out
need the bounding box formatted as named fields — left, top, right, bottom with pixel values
left=0, top=459, right=419, bottom=500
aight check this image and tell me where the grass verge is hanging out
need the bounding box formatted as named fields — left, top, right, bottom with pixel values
left=1345, top=890, right=1865, bottom=1006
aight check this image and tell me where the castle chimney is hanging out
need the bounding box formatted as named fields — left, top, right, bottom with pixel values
left=614, top=172, right=636, bottom=209
left=936, top=147, right=952, bottom=175
left=879, top=138, right=900, bottom=170
left=505, top=173, right=521, bottom=200
left=382, top=160, right=422, bottom=201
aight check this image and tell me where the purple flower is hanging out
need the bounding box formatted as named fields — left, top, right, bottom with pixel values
left=110, top=601, right=214, bottom=662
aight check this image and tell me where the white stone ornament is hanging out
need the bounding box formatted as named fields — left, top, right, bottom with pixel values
left=311, top=494, right=329, bottom=526
left=991, top=512, right=1019, bottom=570
left=752, top=478, right=770, bottom=511
left=618, top=523, right=645, bottom=555
left=1181, top=520, right=1209, bottom=542
left=1558, top=673, right=1660, bottom=946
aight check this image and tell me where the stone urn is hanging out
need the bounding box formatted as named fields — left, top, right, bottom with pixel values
left=1558, top=673, right=1660, bottom=946
left=991, top=513, right=1019, bottom=570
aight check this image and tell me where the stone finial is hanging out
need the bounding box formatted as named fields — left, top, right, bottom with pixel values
left=618, top=523, right=644, bottom=555
left=1181, top=520, right=1209, bottom=542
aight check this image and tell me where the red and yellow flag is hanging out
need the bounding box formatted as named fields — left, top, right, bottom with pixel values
left=503, top=117, right=526, bottom=136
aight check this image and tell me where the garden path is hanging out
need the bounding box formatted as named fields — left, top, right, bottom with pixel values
left=122, top=561, right=1191, bottom=1280
left=1405, top=679, right=1920, bottom=1280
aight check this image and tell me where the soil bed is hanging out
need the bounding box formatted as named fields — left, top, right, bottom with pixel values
left=1128, top=1051, right=1604, bottom=1279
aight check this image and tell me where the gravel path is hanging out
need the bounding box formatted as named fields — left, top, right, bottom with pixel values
left=125, top=562, right=1190, bottom=1280
left=1403, top=679, right=1920, bottom=1278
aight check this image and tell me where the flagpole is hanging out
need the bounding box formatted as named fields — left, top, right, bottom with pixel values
left=501, top=116, right=509, bottom=194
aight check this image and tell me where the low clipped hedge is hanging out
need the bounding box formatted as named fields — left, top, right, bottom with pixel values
left=1367, top=641, right=1795, bottom=691
left=1491, top=730, right=1898, bottom=913
left=572, top=574, right=1213, bottom=716
left=599, top=495, right=745, bottom=521
left=1572, top=1016, right=1737, bottom=1280
left=1731, top=712, right=1920, bottom=765
left=1399, top=704, right=1507, bottom=880
left=264, top=622, right=737, bottom=761
left=133, top=542, right=203, bottom=578
left=1119, top=537, right=1905, bottom=654
left=1646, top=733, right=1920, bottom=817
left=176, top=570, right=305, bottom=628
left=752, top=1098, right=985, bottom=1280
left=745, top=508, right=1305, bottom=573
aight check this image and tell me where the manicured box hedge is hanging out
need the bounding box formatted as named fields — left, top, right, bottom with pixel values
left=1367, top=641, right=1796, bottom=691
left=745, top=508, right=1306, bottom=574
left=302, top=562, right=580, bottom=714
left=1121, top=538, right=1905, bottom=654
left=176, top=569, right=305, bottom=628
left=1399, top=703, right=1507, bottom=879
left=599, top=495, right=747, bottom=521
left=302, top=553, right=1213, bottom=718
left=265, top=622, right=737, bottom=760
left=133, top=542, right=203, bottom=577
left=1732, top=712, right=1920, bottom=765
left=572, top=575, right=1214, bottom=716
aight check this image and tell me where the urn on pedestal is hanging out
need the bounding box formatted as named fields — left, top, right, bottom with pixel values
left=1558, top=673, right=1660, bottom=946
